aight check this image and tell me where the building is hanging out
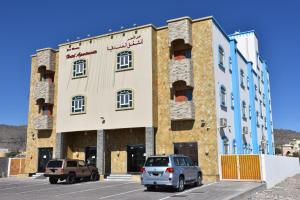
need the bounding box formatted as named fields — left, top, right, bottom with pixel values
left=25, top=16, right=274, bottom=182
left=282, top=139, right=300, bottom=156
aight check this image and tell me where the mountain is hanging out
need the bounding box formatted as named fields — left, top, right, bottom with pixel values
left=0, top=125, right=27, bottom=152
left=274, top=128, right=300, bottom=146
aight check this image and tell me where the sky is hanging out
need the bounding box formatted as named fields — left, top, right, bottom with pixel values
left=0, top=0, right=299, bottom=131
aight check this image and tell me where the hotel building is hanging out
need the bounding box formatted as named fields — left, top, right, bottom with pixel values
left=25, top=16, right=274, bottom=182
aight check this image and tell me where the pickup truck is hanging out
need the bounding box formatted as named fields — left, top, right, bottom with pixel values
left=44, top=159, right=99, bottom=184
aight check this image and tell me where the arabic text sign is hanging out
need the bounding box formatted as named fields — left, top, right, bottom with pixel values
left=107, top=35, right=143, bottom=51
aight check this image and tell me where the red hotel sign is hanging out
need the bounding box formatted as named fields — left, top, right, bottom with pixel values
left=66, top=50, right=97, bottom=59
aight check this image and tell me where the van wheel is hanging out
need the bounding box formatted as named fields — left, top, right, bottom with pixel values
left=90, top=171, right=99, bottom=181
left=194, top=173, right=202, bottom=187
left=66, top=173, right=76, bottom=184
left=49, top=177, right=58, bottom=184
left=177, top=176, right=185, bottom=192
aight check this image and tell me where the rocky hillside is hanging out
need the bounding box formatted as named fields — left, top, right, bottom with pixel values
left=274, top=129, right=300, bottom=146
left=0, top=125, right=27, bottom=152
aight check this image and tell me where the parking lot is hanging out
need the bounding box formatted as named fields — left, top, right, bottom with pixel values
left=0, top=177, right=264, bottom=200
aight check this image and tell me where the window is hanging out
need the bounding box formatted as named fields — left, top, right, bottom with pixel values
left=145, top=157, right=169, bottom=167
left=220, top=85, right=226, bottom=108
left=240, top=70, right=245, bottom=88
left=259, top=101, right=263, bottom=118
left=247, top=76, right=250, bottom=89
left=116, top=51, right=132, bottom=71
left=242, top=101, right=246, bottom=120
left=174, top=157, right=187, bottom=166
left=78, top=160, right=86, bottom=167
left=249, top=105, right=252, bottom=119
left=223, top=140, right=229, bottom=154
left=229, top=57, right=232, bottom=72
left=67, top=161, right=77, bottom=167
left=71, top=96, right=85, bottom=114
left=232, top=140, right=237, bottom=154
left=117, top=90, right=133, bottom=109
left=73, top=60, right=87, bottom=78
left=184, top=157, right=195, bottom=166
left=218, top=46, right=225, bottom=69
left=231, top=92, right=234, bottom=109
left=258, top=76, right=261, bottom=93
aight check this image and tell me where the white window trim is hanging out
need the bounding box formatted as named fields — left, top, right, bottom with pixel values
left=71, top=95, right=86, bottom=115
left=72, top=59, right=87, bottom=78
left=116, top=89, right=134, bottom=110
left=116, top=51, right=133, bottom=72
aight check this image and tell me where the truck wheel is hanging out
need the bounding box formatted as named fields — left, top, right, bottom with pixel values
left=49, top=177, right=58, bottom=184
left=66, top=173, right=76, bottom=184
left=90, top=171, right=99, bottom=181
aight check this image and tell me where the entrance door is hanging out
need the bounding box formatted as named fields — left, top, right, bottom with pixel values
left=127, top=145, right=145, bottom=173
left=38, top=148, right=53, bottom=172
left=174, top=142, right=198, bottom=166
left=85, top=146, right=97, bottom=166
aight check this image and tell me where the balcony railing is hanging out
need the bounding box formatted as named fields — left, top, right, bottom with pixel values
left=33, top=115, right=53, bottom=130
left=169, top=58, right=193, bottom=87
left=34, top=81, right=54, bottom=104
left=170, top=101, right=195, bottom=121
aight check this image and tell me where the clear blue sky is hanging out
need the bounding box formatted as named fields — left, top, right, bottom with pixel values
left=0, top=0, right=299, bottom=131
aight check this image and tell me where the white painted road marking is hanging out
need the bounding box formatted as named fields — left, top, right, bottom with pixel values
left=55, top=182, right=136, bottom=197
left=157, top=182, right=216, bottom=200
left=98, top=188, right=144, bottom=199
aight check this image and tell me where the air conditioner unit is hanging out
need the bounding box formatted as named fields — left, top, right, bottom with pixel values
left=243, top=126, right=249, bottom=134
left=220, top=118, right=227, bottom=127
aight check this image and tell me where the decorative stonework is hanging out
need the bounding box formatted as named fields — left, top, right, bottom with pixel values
left=169, top=58, right=193, bottom=87
left=170, top=101, right=195, bottom=120
left=36, top=49, right=56, bottom=71
left=168, top=18, right=192, bottom=46
left=33, top=115, right=53, bottom=130
left=34, top=81, right=54, bottom=104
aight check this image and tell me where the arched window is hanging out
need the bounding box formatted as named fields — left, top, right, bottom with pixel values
left=242, top=101, right=246, bottom=119
left=220, top=85, right=226, bottom=107
left=72, top=96, right=85, bottom=113
left=116, top=51, right=132, bottom=70
left=218, top=46, right=225, bottom=67
left=117, top=90, right=133, bottom=109
left=73, top=60, right=87, bottom=78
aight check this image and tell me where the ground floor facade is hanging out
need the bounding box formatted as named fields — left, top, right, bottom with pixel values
left=25, top=126, right=219, bottom=182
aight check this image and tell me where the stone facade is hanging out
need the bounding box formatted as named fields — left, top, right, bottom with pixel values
left=36, top=49, right=56, bottom=72
left=156, top=18, right=219, bottom=182
left=169, top=59, right=194, bottom=87
left=167, top=17, right=192, bottom=46
left=24, top=53, right=58, bottom=174
left=34, top=81, right=54, bottom=104
left=33, top=115, right=53, bottom=130
left=170, top=101, right=195, bottom=121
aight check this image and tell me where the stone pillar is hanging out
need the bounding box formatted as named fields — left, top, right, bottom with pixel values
left=145, top=127, right=155, bottom=157
left=97, top=129, right=105, bottom=175
left=55, top=132, right=64, bottom=159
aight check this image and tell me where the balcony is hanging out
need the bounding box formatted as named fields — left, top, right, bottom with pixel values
left=36, top=49, right=56, bottom=72
left=34, top=81, right=54, bottom=104
left=169, top=59, right=193, bottom=87
left=170, top=101, right=195, bottom=121
left=33, top=115, right=53, bottom=130
left=167, top=17, right=192, bottom=47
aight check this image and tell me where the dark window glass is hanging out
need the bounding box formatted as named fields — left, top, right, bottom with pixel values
left=66, top=161, right=77, bottom=167
left=145, top=157, right=169, bottom=167
left=47, top=161, right=63, bottom=168
left=184, top=157, right=194, bottom=166
left=174, top=157, right=187, bottom=166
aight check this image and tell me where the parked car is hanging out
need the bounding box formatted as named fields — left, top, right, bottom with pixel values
left=140, top=155, right=202, bottom=191
left=44, top=159, right=99, bottom=184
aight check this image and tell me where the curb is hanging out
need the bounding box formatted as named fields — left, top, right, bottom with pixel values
left=226, top=182, right=267, bottom=200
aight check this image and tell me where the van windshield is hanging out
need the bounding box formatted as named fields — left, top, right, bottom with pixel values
left=47, top=160, right=63, bottom=168
left=145, top=157, right=169, bottom=167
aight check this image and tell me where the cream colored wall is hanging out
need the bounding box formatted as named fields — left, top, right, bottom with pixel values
left=56, top=27, right=154, bottom=133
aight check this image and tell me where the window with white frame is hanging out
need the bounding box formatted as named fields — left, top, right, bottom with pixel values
left=240, top=70, right=245, bottom=88
left=232, top=140, right=237, bottom=154
left=218, top=46, right=225, bottom=67
left=116, top=51, right=132, bottom=71
left=71, top=96, right=85, bottom=113
left=242, top=101, right=246, bottom=119
left=249, top=105, right=252, bottom=119
left=229, top=57, right=232, bottom=72
left=231, top=92, right=234, bottom=109
left=116, top=90, right=133, bottom=109
left=73, top=60, right=87, bottom=77
left=220, top=85, right=226, bottom=108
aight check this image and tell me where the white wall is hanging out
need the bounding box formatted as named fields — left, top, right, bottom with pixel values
left=261, top=155, right=300, bottom=188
